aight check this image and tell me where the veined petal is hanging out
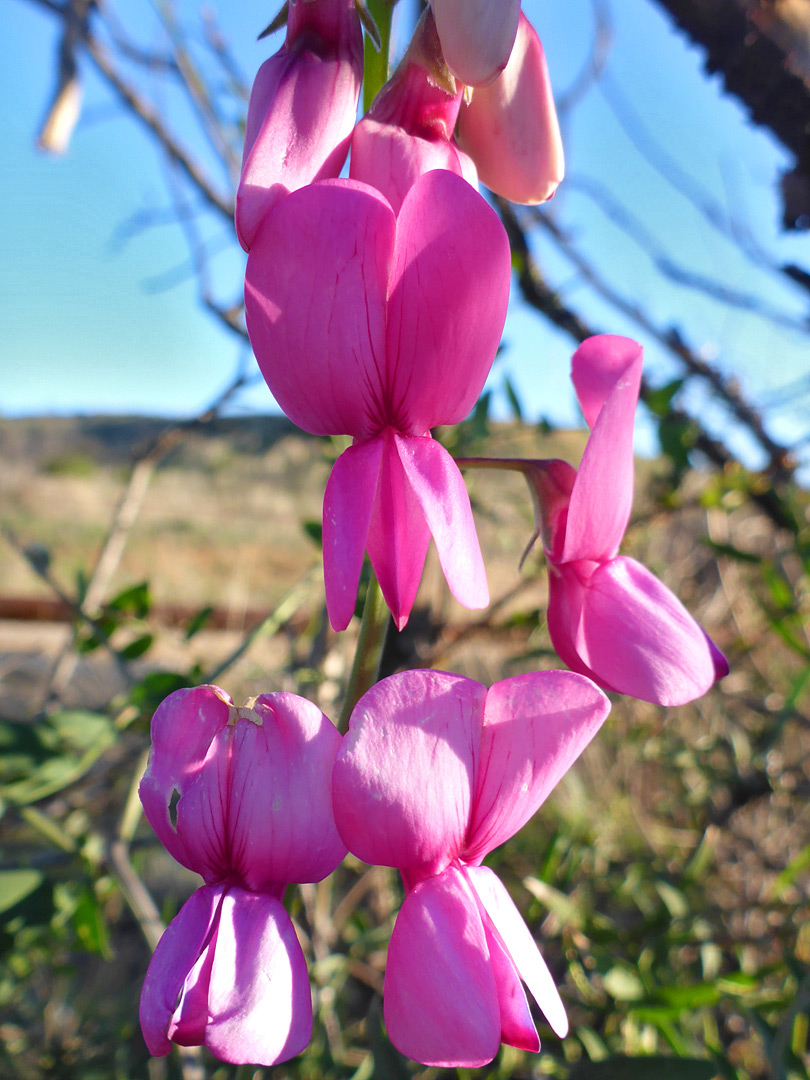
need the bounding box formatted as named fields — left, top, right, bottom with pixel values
left=139, top=686, right=232, bottom=871
left=466, top=866, right=568, bottom=1038
left=384, top=868, right=501, bottom=1067
left=205, top=888, right=312, bottom=1066
left=466, top=672, right=609, bottom=862
left=332, top=670, right=485, bottom=874
left=394, top=434, right=489, bottom=612
left=365, top=431, right=432, bottom=631
left=457, top=15, right=564, bottom=204
left=386, top=170, right=511, bottom=432
left=323, top=438, right=384, bottom=632
left=245, top=179, right=394, bottom=440
left=430, top=0, right=521, bottom=86
left=139, top=883, right=225, bottom=1057
left=562, top=338, right=643, bottom=564
left=223, top=694, right=346, bottom=887
left=577, top=556, right=724, bottom=705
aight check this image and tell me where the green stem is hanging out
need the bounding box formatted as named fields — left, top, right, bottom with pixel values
left=19, top=805, right=77, bottom=854
left=362, top=0, right=393, bottom=112
left=339, top=569, right=389, bottom=733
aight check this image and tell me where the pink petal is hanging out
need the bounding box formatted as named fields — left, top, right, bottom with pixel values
left=175, top=697, right=345, bottom=888
left=457, top=15, right=564, bottom=204
left=430, top=0, right=521, bottom=86
left=228, top=695, right=346, bottom=886
left=365, top=431, right=432, bottom=631
left=323, top=438, right=384, bottom=632
left=332, top=670, right=485, bottom=874
left=546, top=563, right=603, bottom=683
left=571, top=334, right=643, bottom=431
left=466, top=671, right=610, bottom=862
left=204, top=887, right=312, bottom=1066
left=139, top=686, right=232, bottom=871
left=244, top=179, right=395, bottom=440
left=394, top=434, right=489, bottom=613
left=477, top=900, right=540, bottom=1052
left=385, top=170, right=511, bottom=433
left=562, top=338, right=643, bottom=564
left=350, top=118, right=474, bottom=214
left=466, top=866, right=568, bottom=1038
left=236, top=0, right=362, bottom=249
left=576, top=556, right=723, bottom=705
left=349, top=38, right=472, bottom=213
left=384, top=868, right=501, bottom=1067
left=140, top=883, right=224, bottom=1057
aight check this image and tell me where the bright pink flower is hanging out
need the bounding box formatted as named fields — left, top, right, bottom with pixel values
left=430, top=0, right=521, bottom=86
left=332, top=669, right=610, bottom=1067
left=235, top=0, right=363, bottom=251
left=139, top=685, right=345, bottom=1066
left=244, top=170, right=511, bottom=631
left=350, top=10, right=477, bottom=213
left=539, top=335, right=728, bottom=705
left=457, top=14, right=564, bottom=204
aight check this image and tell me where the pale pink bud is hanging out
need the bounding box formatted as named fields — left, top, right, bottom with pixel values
left=235, top=0, right=363, bottom=251
left=457, top=14, right=564, bottom=204
left=429, top=0, right=521, bottom=86
left=350, top=10, right=477, bottom=213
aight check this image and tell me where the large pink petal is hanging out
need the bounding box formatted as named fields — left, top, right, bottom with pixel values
left=385, top=868, right=501, bottom=1067
left=332, top=670, right=485, bottom=874
left=385, top=170, right=511, bottom=432
left=562, top=339, right=643, bottom=564
left=466, top=866, right=568, bottom=1038
left=577, top=556, right=724, bottom=705
left=457, top=15, right=564, bottom=204
left=139, top=883, right=224, bottom=1057
left=175, top=697, right=345, bottom=888
left=394, top=434, right=489, bottom=612
left=365, top=431, right=432, bottom=631
left=466, top=672, right=609, bottom=861
left=139, top=686, right=232, bottom=871
left=323, top=438, right=384, bottom=632
left=571, top=335, right=644, bottom=430
left=224, top=694, right=346, bottom=887
left=244, top=179, right=394, bottom=439
left=430, top=0, right=521, bottom=86
left=204, top=888, right=312, bottom=1066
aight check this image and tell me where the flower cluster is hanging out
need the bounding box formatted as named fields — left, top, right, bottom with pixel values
left=138, top=0, right=727, bottom=1071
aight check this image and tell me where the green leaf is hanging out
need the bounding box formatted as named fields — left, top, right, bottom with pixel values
left=0, top=869, right=44, bottom=915
left=107, top=581, right=150, bottom=618
left=185, top=606, right=213, bottom=640
left=569, top=1055, right=717, bottom=1080
left=645, top=378, right=684, bottom=418
left=603, top=966, right=645, bottom=1001
left=303, top=520, right=323, bottom=549
left=118, top=633, right=154, bottom=660
left=71, top=886, right=113, bottom=960
left=128, top=670, right=193, bottom=712
left=772, top=841, right=810, bottom=899
left=0, top=710, right=116, bottom=805
left=503, top=374, right=524, bottom=422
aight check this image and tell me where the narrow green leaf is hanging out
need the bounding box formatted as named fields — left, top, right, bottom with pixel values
left=118, top=632, right=154, bottom=660
left=0, top=869, right=44, bottom=915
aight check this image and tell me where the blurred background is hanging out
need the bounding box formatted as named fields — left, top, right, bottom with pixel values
left=1, top=1, right=809, bottom=1078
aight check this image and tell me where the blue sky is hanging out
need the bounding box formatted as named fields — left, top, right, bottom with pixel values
left=3, top=0, right=809, bottom=470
